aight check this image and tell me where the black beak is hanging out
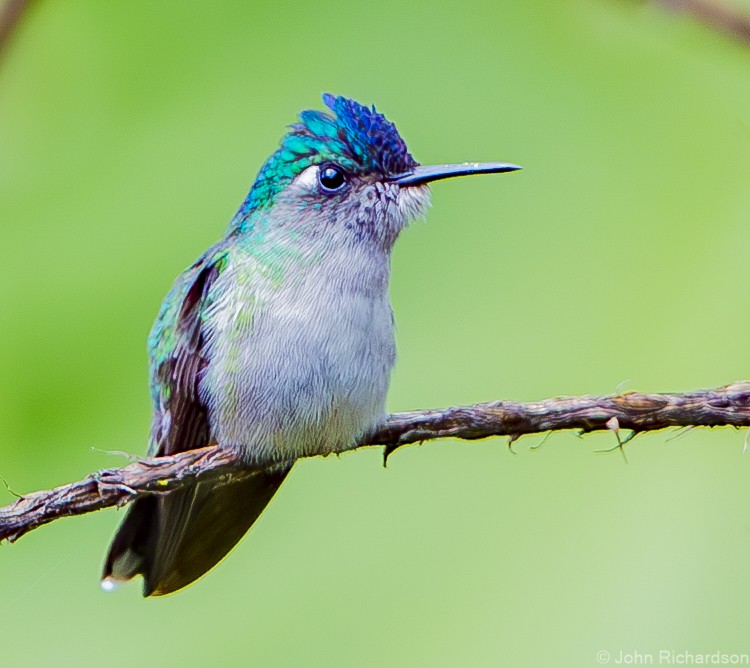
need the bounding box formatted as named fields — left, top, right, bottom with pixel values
left=390, top=162, right=521, bottom=186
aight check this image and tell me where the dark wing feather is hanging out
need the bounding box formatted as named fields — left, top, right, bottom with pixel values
left=152, top=256, right=218, bottom=456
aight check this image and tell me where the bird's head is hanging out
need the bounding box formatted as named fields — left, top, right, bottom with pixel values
left=231, top=94, right=519, bottom=249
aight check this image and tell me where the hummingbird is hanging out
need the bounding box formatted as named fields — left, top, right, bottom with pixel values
left=102, top=94, right=520, bottom=596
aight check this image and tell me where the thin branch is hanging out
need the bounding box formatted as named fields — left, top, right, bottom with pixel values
left=0, top=0, right=31, bottom=61
left=3, top=380, right=750, bottom=544
left=638, top=0, right=750, bottom=45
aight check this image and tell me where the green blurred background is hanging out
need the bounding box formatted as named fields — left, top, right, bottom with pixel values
left=2, top=0, right=750, bottom=665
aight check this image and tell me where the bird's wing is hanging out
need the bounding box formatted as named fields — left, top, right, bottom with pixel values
left=147, top=244, right=228, bottom=456
left=104, top=243, right=291, bottom=596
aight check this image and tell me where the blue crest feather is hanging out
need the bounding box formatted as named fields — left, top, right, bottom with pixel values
left=319, top=94, right=416, bottom=175
left=234, top=94, right=416, bottom=223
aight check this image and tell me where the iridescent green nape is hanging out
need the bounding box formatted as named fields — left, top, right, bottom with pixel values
left=232, top=94, right=417, bottom=228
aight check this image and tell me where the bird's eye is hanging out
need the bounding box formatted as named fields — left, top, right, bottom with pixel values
left=318, top=164, right=347, bottom=193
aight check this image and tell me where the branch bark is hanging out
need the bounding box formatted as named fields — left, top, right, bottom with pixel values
left=3, top=380, right=750, bottom=544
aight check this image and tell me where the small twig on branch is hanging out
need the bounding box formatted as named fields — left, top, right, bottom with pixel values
left=3, top=381, right=750, bottom=545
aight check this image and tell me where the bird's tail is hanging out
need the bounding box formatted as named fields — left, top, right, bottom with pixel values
left=102, top=466, right=291, bottom=596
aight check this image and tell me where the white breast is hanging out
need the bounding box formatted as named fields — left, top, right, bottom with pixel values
left=199, top=241, right=396, bottom=465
